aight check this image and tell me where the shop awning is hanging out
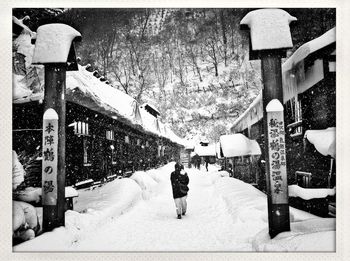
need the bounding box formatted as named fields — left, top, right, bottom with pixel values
left=219, top=134, right=261, bottom=157
left=304, top=127, right=335, bottom=158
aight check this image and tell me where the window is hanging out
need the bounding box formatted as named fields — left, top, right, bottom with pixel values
left=70, top=121, right=89, bottom=136
left=83, top=138, right=92, bottom=166
left=328, top=61, right=336, bottom=72
left=106, top=130, right=115, bottom=141
left=157, top=145, right=162, bottom=157
left=287, top=97, right=303, bottom=138
left=125, top=135, right=130, bottom=144
left=137, top=138, right=141, bottom=146
left=295, top=171, right=312, bottom=188
left=110, top=144, right=118, bottom=165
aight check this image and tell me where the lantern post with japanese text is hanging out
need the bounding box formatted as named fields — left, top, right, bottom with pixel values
left=240, top=9, right=296, bottom=238
left=32, top=24, right=81, bottom=231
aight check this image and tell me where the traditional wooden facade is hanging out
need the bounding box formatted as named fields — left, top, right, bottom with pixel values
left=12, top=19, right=184, bottom=187
left=229, top=27, right=336, bottom=191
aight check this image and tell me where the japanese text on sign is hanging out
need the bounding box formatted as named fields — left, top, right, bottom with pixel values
left=266, top=100, right=288, bottom=204
left=42, top=109, right=59, bottom=205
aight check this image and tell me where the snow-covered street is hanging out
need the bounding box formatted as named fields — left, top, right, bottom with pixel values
left=13, top=162, right=335, bottom=252
left=71, top=165, right=250, bottom=251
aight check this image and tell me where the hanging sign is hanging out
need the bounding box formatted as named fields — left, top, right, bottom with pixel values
left=42, top=108, right=59, bottom=205
left=266, top=99, right=288, bottom=204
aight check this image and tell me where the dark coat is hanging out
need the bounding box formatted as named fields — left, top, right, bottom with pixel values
left=170, top=170, right=189, bottom=199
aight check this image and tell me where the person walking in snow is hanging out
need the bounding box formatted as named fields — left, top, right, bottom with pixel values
left=205, top=156, right=209, bottom=172
left=170, top=163, right=189, bottom=219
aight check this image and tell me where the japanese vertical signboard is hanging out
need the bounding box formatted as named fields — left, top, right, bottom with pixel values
left=266, top=99, right=288, bottom=204
left=42, top=108, right=59, bottom=205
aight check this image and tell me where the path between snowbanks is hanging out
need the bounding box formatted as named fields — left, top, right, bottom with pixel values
left=14, top=163, right=335, bottom=252
left=65, top=166, right=250, bottom=251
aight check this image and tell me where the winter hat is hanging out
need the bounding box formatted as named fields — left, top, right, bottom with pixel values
left=175, top=163, right=181, bottom=171
left=174, top=163, right=184, bottom=171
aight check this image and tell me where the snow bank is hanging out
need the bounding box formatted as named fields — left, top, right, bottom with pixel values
left=215, top=177, right=268, bottom=220
left=130, top=171, right=158, bottom=200
left=14, top=162, right=335, bottom=252
left=147, top=163, right=174, bottom=183
left=288, top=184, right=335, bottom=200
left=198, top=168, right=229, bottom=185
left=211, top=175, right=335, bottom=252
left=252, top=218, right=335, bottom=251
left=14, top=163, right=179, bottom=251
left=14, top=178, right=142, bottom=251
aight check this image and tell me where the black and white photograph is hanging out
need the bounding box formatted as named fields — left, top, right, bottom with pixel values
left=2, top=2, right=349, bottom=257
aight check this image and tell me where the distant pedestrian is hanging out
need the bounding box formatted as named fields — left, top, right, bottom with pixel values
left=170, top=163, right=189, bottom=219
left=192, top=154, right=201, bottom=170
left=205, top=156, right=209, bottom=172
left=196, top=157, right=201, bottom=170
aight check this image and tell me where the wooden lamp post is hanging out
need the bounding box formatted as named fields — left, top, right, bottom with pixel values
left=240, top=9, right=296, bottom=238
left=32, top=24, right=81, bottom=232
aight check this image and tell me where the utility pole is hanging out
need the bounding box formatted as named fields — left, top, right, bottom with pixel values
left=32, top=23, right=81, bottom=232
left=240, top=9, right=296, bottom=238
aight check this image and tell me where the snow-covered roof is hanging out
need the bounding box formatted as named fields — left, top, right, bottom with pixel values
left=240, top=9, right=296, bottom=51
left=219, top=134, right=261, bottom=157
left=67, top=64, right=142, bottom=126
left=231, top=27, right=335, bottom=133
left=142, top=103, right=160, bottom=116
left=139, top=107, right=161, bottom=136
left=199, top=137, right=209, bottom=144
left=282, top=27, right=336, bottom=72
left=304, top=127, right=335, bottom=158
left=163, top=125, right=186, bottom=147
left=195, top=144, right=216, bottom=157
left=32, top=24, right=81, bottom=64
left=13, top=30, right=185, bottom=146
left=185, top=144, right=195, bottom=150
left=230, top=91, right=263, bottom=134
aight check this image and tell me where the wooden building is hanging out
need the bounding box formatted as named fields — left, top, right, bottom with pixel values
left=229, top=27, right=336, bottom=191
left=12, top=20, right=185, bottom=187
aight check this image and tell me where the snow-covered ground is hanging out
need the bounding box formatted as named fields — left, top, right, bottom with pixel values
left=13, top=162, right=335, bottom=252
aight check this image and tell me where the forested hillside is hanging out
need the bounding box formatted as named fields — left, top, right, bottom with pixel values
left=13, top=8, right=335, bottom=143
